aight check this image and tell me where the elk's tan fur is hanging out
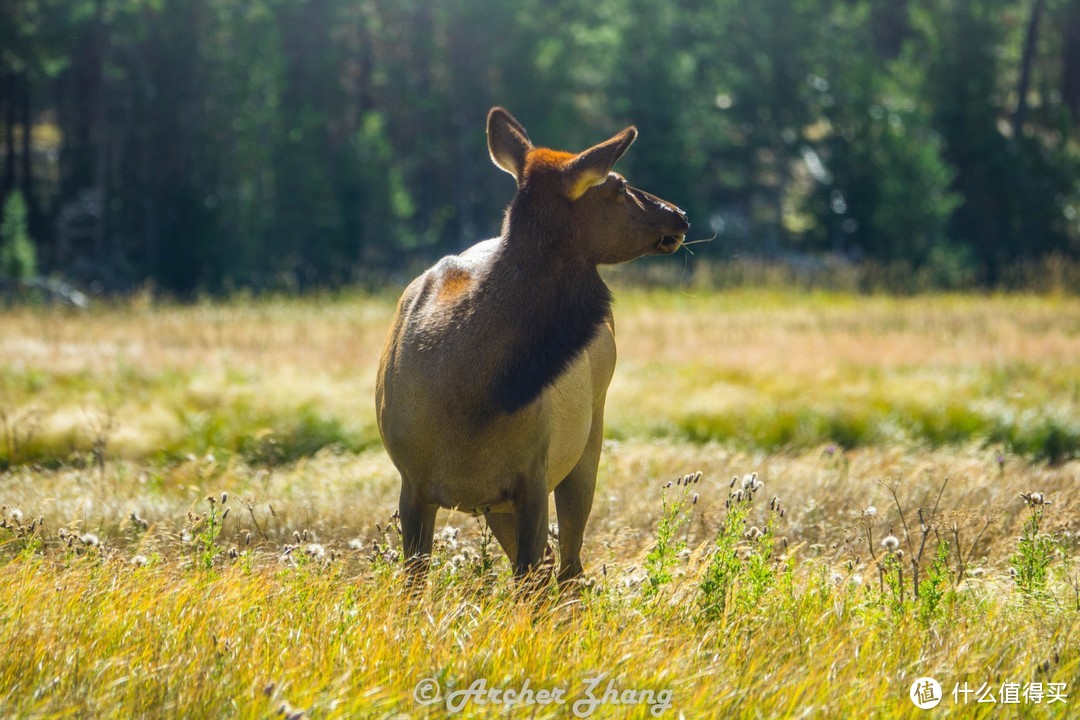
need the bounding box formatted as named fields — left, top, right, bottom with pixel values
left=376, top=107, right=688, bottom=584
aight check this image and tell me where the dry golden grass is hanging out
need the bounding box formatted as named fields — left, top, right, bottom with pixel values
left=0, top=287, right=1078, bottom=718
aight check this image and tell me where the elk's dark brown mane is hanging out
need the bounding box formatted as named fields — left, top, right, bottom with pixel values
left=482, top=181, right=612, bottom=417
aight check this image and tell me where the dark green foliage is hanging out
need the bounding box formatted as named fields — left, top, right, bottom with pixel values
left=2, top=0, right=1079, bottom=292
left=0, top=192, right=36, bottom=280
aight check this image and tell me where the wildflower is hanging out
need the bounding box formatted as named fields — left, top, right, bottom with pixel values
left=745, top=526, right=762, bottom=540
left=677, top=471, right=702, bottom=486
left=131, top=554, right=148, bottom=567
left=881, top=535, right=900, bottom=553
left=348, top=538, right=365, bottom=551
left=741, top=473, right=756, bottom=491
left=304, top=544, right=327, bottom=561
left=8, top=507, right=23, bottom=523
left=244, top=531, right=252, bottom=546
left=864, top=505, right=877, bottom=517
left=220, top=492, right=229, bottom=504
left=1020, top=491, right=1047, bottom=507
left=228, top=546, right=239, bottom=560
left=80, top=533, right=100, bottom=547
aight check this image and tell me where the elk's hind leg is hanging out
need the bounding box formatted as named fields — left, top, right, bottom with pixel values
left=513, top=474, right=551, bottom=584
left=399, top=479, right=437, bottom=583
left=483, top=511, right=518, bottom=567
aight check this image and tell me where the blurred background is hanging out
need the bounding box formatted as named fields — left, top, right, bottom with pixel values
left=2, top=0, right=1080, bottom=295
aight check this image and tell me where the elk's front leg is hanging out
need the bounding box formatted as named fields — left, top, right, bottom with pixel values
left=554, top=414, right=602, bottom=584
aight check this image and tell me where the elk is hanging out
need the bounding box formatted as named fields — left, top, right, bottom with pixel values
left=376, top=107, right=688, bottom=585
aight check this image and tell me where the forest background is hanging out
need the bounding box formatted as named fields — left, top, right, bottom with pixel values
left=2, top=0, right=1080, bottom=295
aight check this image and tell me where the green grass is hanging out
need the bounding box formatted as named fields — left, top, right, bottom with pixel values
left=0, top=288, right=1078, bottom=717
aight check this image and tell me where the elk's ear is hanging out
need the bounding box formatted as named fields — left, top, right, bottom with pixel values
left=487, top=107, right=532, bottom=184
left=564, top=126, right=637, bottom=201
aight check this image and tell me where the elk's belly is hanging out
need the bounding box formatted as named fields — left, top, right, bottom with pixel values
left=383, top=352, right=596, bottom=513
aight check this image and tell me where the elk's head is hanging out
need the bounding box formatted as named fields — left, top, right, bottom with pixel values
left=487, top=107, right=689, bottom=264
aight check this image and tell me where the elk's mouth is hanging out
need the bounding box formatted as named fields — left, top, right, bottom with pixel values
left=656, top=234, right=684, bottom=254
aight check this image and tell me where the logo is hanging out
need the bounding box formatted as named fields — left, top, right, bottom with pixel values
left=910, top=677, right=942, bottom=709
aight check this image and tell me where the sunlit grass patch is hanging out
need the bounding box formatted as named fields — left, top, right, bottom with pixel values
left=2, top=289, right=1079, bottom=465
left=0, top=289, right=1078, bottom=715
left=1, top=456, right=1078, bottom=719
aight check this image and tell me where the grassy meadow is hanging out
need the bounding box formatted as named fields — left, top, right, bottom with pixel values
left=1, top=284, right=1078, bottom=718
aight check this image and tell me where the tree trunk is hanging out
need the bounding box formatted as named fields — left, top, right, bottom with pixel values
left=19, top=74, right=34, bottom=217
left=1013, top=0, right=1045, bottom=136
left=1063, top=1, right=1080, bottom=123
left=2, top=73, right=14, bottom=196
left=870, top=0, right=909, bottom=60
left=92, top=0, right=109, bottom=264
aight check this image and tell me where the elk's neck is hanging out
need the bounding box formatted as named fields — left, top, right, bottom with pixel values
left=480, top=216, right=612, bottom=418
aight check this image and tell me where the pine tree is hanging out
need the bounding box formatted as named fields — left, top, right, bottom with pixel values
left=0, top=191, right=37, bottom=281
